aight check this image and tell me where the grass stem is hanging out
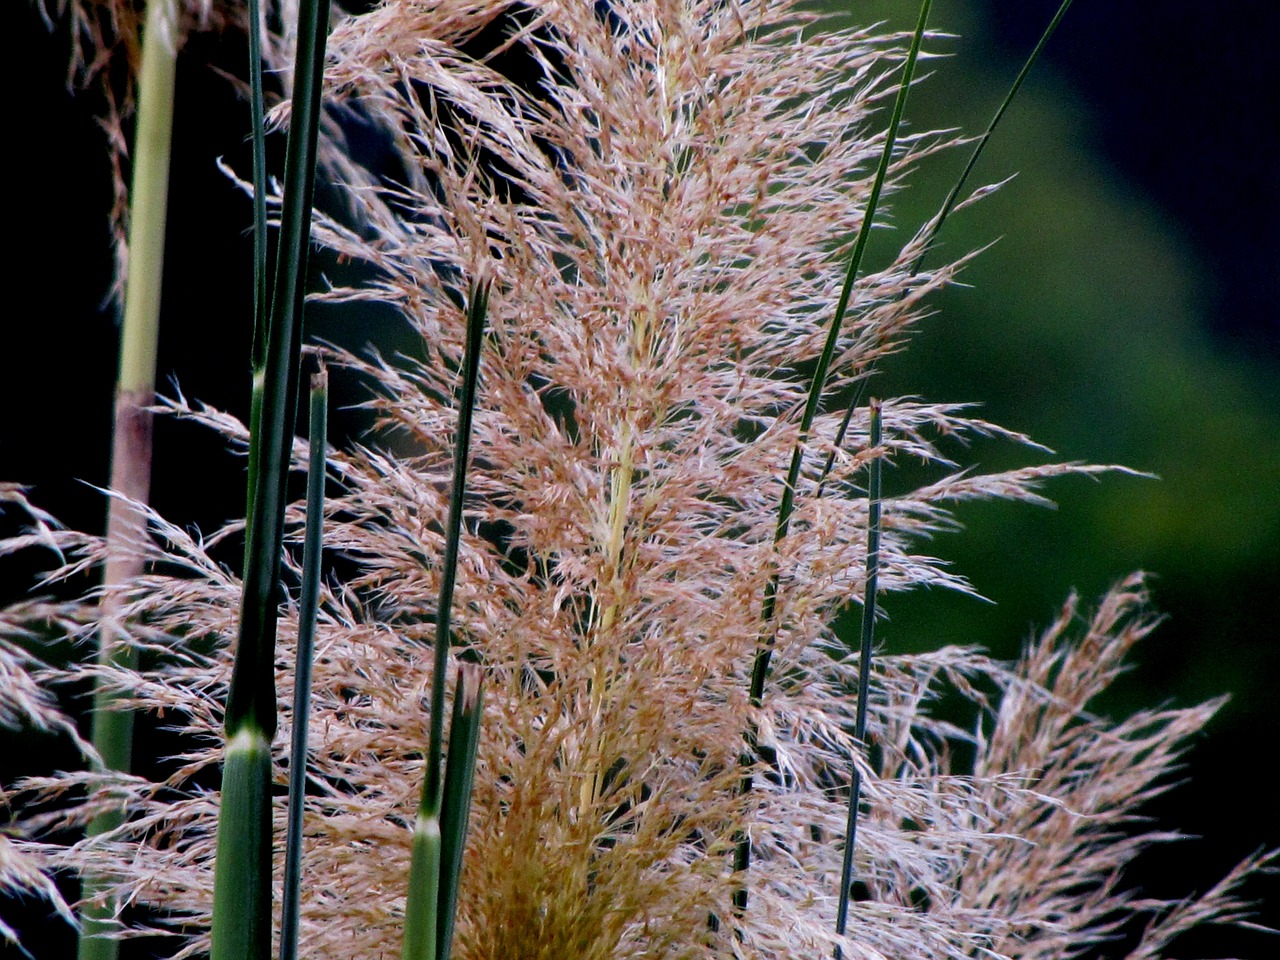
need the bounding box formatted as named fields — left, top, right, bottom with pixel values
left=817, top=0, right=1077, bottom=491
left=404, top=283, right=488, bottom=960
left=209, top=0, right=332, bottom=952
left=734, top=0, right=931, bottom=914
left=437, top=664, right=484, bottom=960
left=424, top=283, right=489, bottom=819
left=280, top=368, right=328, bottom=960
left=79, top=0, right=178, bottom=954
left=834, top=399, right=883, bottom=958
left=209, top=728, right=274, bottom=960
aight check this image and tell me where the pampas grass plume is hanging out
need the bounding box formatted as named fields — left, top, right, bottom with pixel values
left=3, top=2, right=1273, bottom=957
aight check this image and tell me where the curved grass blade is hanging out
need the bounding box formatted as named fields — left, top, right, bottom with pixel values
left=733, top=0, right=931, bottom=914
left=210, top=0, right=333, bottom=952
left=834, top=399, right=883, bottom=958
left=280, top=368, right=327, bottom=960
left=816, top=0, right=1076, bottom=497
left=403, top=282, right=488, bottom=960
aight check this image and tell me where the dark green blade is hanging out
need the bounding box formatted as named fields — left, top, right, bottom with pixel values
left=734, top=0, right=932, bottom=916
left=424, top=282, right=489, bottom=816
left=280, top=368, right=328, bottom=960
left=834, top=399, right=883, bottom=958
left=817, top=0, right=1077, bottom=494
left=437, top=664, right=484, bottom=960
left=210, top=0, right=333, bottom=951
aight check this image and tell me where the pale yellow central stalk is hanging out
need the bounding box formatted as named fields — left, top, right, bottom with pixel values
left=579, top=292, right=655, bottom=815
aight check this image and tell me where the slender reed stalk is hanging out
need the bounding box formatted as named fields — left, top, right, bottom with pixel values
left=746, top=0, right=930, bottom=710
left=735, top=0, right=932, bottom=910
left=910, top=0, right=1076, bottom=279
left=402, top=664, right=485, bottom=960
left=423, top=282, right=489, bottom=820
left=242, top=0, right=270, bottom=564
left=209, top=0, right=332, bottom=952
left=404, top=281, right=489, bottom=960
left=279, top=368, right=328, bottom=960
left=834, top=398, right=882, bottom=959
left=402, top=802, right=442, bottom=960
left=818, top=0, right=1076, bottom=485
left=79, top=0, right=178, bottom=955
left=437, top=664, right=484, bottom=960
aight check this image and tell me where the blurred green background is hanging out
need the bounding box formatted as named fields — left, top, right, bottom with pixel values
left=829, top=2, right=1280, bottom=952
left=4, top=0, right=1276, bottom=955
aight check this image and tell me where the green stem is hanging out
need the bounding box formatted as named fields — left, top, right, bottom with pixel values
left=733, top=0, right=931, bottom=915
left=404, top=284, right=488, bottom=960
left=747, top=0, right=930, bottom=712
left=80, top=0, right=178, bottom=955
left=209, top=728, right=274, bottom=960
left=247, top=0, right=268, bottom=371
left=210, top=0, right=332, bottom=952
left=437, top=664, right=484, bottom=960
left=425, top=284, right=489, bottom=816
left=225, top=0, right=333, bottom=743
left=909, top=0, right=1076, bottom=279
left=402, top=812, right=442, bottom=960
left=834, top=399, right=883, bottom=958
left=280, top=369, right=328, bottom=960
left=816, top=0, right=1076, bottom=494
left=242, top=0, right=268, bottom=567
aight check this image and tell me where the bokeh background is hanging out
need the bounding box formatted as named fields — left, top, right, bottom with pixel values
left=4, top=0, right=1277, bottom=955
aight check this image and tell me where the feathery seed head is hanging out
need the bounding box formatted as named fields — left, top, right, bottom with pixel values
left=3, top=2, right=1272, bottom=958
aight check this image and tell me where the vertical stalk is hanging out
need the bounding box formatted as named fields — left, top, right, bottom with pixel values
left=747, top=0, right=930, bottom=711
left=243, top=0, right=269, bottom=570
left=816, top=0, right=1077, bottom=490
left=280, top=369, right=328, bottom=960
left=733, top=0, right=931, bottom=915
left=402, top=805, right=442, bottom=960
left=423, top=284, right=489, bottom=823
left=209, top=0, right=332, bottom=953
left=834, top=399, right=883, bottom=959
left=437, top=664, right=484, bottom=960
left=403, top=283, right=488, bottom=960
left=79, top=0, right=178, bottom=955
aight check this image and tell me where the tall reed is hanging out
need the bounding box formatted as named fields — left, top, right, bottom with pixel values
left=2, top=2, right=1273, bottom=958
left=78, top=0, right=179, bottom=956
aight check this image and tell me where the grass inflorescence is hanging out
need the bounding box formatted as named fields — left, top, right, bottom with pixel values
left=1, top=2, right=1274, bottom=959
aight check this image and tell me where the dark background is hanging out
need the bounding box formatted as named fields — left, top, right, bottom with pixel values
left=3, top=0, right=1277, bottom=955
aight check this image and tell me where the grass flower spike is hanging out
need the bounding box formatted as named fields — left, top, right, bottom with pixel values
left=2, top=2, right=1273, bottom=958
